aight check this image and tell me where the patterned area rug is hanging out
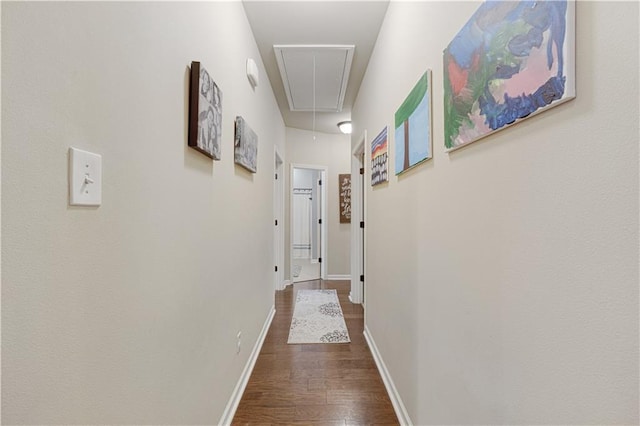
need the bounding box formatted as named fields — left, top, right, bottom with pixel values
left=287, top=289, right=351, bottom=344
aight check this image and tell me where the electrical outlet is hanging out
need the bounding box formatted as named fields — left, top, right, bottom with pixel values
left=236, top=331, right=242, bottom=354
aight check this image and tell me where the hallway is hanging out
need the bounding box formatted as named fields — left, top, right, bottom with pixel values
left=232, top=281, right=398, bottom=424
left=2, top=2, right=638, bottom=424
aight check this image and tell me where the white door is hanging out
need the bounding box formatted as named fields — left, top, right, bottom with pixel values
left=273, top=147, right=284, bottom=290
left=350, top=133, right=366, bottom=304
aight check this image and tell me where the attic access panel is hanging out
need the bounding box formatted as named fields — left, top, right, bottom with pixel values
left=274, top=45, right=355, bottom=112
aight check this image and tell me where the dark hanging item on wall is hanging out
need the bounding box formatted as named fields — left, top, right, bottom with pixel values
left=339, top=174, right=351, bottom=223
left=188, top=61, right=223, bottom=160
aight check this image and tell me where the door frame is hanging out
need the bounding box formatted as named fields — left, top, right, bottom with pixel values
left=290, top=163, right=328, bottom=281
left=350, top=131, right=366, bottom=304
left=274, top=146, right=285, bottom=291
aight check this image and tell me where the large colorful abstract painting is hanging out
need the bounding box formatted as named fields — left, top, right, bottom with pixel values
left=443, top=0, right=575, bottom=150
left=371, top=126, right=388, bottom=186
left=395, top=70, right=432, bottom=175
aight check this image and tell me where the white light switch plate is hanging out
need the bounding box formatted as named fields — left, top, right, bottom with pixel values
left=69, top=147, right=102, bottom=206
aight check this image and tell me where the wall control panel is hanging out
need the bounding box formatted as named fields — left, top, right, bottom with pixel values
left=69, top=147, right=102, bottom=206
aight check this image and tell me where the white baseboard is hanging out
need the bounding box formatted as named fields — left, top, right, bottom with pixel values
left=326, top=274, right=351, bottom=281
left=218, top=306, right=276, bottom=425
left=363, top=326, right=413, bottom=426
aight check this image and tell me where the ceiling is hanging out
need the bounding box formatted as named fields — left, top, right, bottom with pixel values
left=242, top=1, right=390, bottom=134
left=274, top=44, right=355, bottom=112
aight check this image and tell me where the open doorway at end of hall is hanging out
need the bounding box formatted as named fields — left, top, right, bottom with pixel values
left=291, top=165, right=326, bottom=283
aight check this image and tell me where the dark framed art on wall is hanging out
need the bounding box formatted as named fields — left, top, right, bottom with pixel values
left=339, top=173, right=351, bottom=223
left=188, top=61, right=222, bottom=160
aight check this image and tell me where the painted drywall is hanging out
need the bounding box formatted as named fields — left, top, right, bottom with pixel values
left=292, top=168, right=316, bottom=189
left=353, top=1, right=639, bottom=424
left=1, top=2, right=284, bottom=424
left=0, top=3, right=3, bottom=393
left=285, top=127, right=351, bottom=279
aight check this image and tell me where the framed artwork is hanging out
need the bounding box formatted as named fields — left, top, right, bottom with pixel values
left=188, top=61, right=222, bottom=160
left=443, top=0, right=576, bottom=150
left=395, top=70, right=432, bottom=175
left=339, top=174, right=351, bottom=223
left=234, top=116, right=258, bottom=173
left=371, top=126, right=388, bottom=186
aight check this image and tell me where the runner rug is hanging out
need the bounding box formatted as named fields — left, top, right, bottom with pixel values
left=287, top=289, right=351, bottom=344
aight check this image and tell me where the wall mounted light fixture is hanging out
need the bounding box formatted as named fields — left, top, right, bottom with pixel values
left=246, top=58, right=259, bottom=88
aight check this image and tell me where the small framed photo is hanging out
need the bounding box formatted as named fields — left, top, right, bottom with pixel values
left=371, top=126, right=388, bottom=186
left=188, top=61, right=222, bottom=160
left=234, top=116, right=258, bottom=173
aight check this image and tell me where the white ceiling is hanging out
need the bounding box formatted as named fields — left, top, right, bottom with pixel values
left=242, top=1, right=390, bottom=134
left=274, top=44, right=355, bottom=112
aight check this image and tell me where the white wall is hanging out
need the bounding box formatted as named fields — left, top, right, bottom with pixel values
left=2, top=2, right=284, bottom=424
left=353, top=1, right=639, bottom=424
left=292, top=168, right=316, bottom=189
left=285, top=127, right=351, bottom=279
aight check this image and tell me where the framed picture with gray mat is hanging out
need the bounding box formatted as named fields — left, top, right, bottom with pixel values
left=234, top=116, right=258, bottom=173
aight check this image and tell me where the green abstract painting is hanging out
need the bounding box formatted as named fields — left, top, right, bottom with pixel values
left=395, top=70, right=432, bottom=175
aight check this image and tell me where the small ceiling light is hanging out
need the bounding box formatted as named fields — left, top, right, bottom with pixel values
left=337, top=121, right=352, bottom=134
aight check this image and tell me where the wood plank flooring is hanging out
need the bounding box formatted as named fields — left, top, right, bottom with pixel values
left=232, top=280, right=399, bottom=425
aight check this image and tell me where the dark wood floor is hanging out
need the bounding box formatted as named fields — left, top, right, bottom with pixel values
left=232, top=280, right=399, bottom=425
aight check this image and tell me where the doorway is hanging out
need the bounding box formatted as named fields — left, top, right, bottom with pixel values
left=350, top=132, right=366, bottom=305
left=290, top=164, right=327, bottom=283
left=274, top=146, right=285, bottom=291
